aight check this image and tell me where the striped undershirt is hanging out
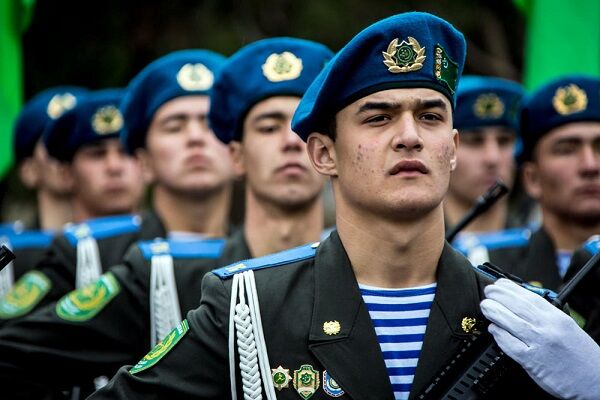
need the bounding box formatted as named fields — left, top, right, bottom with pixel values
left=359, top=282, right=437, bottom=400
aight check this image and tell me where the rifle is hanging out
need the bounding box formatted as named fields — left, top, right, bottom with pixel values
left=0, top=245, right=15, bottom=271
left=417, top=251, right=600, bottom=400
left=445, top=180, right=509, bottom=243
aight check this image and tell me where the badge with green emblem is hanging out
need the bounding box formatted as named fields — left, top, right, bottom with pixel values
left=0, top=270, right=51, bottom=318
left=293, top=364, right=320, bottom=399
left=56, top=272, right=120, bottom=321
left=130, top=319, right=189, bottom=375
left=434, top=44, right=458, bottom=94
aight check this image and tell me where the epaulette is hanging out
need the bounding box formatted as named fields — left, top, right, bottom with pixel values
left=453, top=227, right=531, bottom=255
left=138, top=238, right=226, bottom=260
left=0, top=221, right=25, bottom=235
left=63, top=214, right=142, bottom=246
left=213, top=241, right=320, bottom=279
left=0, top=230, right=54, bottom=250
left=583, top=235, right=600, bottom=256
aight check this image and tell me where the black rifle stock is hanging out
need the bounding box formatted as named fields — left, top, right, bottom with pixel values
left=417, top=251, right=600, bottom=400
left=445, top=181, right=509, bottom=243
left=0, top=245, right=15, bottom=271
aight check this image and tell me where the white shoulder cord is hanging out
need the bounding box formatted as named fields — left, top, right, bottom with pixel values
left=149, top=254, right=182, bottom=346
left=0, top=237, right=14, bottom=298
left=75, top=235, right=103, bottom=289
left=228, top=270, right=277, bottom=400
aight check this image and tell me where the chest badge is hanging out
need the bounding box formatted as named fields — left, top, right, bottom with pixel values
left=271, top=365, right=292, bottom=391
left=323, top=320, right=341, bottom=335
left=293, top=364, right=320, bottom=399
left=323, top=370, right=345, bottom=397
left=461, top=316, right=477, bottom=333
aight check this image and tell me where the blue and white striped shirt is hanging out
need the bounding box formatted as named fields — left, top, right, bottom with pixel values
left=360, top=282, right=437, bottom=400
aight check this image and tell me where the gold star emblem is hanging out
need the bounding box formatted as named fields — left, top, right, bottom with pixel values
left=323, top=320, right=341, bottom=335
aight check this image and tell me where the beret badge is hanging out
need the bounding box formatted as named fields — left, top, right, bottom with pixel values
left=47, top=93, right=78, bottom=119
left=262, top=51, right=303, bottom=82
left=91, top=105, right=124, bottom=135
left=176, top=63, right=214, bottom=91
left=552, top=83, right=588, bottom=115
left=382, top=37, right=425, bottom=73
left=473, top=93, right=505, bottom=119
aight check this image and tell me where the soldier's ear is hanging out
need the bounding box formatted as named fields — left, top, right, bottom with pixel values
left=450, top=128, right=459, bottom=171
left=135, top=148, right=156, bottom=184
left=229, top=141, right=246, bottom=178
left=522, top=161, right=541, bottom=200
left=19, top=157, right=39, bottom=188
left=307, top=132, right=337, bottom=177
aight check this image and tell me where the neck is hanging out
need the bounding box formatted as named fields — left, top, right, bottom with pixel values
left=152, top=185, right=231, bottom=238
left=37, top=190, right=72, bottom=230
left=244, top=191, right=324, bottom=258
left=542, top=210, right=600, bottom=252
left=444, top=194, right=508, bottom=233
left=336, top=201, right=444, bottom=288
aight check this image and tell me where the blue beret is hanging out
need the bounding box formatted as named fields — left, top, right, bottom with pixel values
left=521, top=74, right=600, bottom=161
left=209, top=37, right=333, bottom=143
left=13, top=86, right=88, bottom=163
left=455, top=75, right=525, bottom=132
left=292, top=12, right=466, bottom=141
left=44, top=88, right=125, bottom=162
left=121, top=49, right=227, bottom=153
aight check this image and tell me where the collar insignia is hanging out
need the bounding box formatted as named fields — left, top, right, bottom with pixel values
left=323, top=320, right=341, bottom=335
left=461, top=316, right=477, bottom=333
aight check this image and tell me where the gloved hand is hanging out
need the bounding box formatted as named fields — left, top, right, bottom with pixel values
left=480, top=278, right=600, bottom=400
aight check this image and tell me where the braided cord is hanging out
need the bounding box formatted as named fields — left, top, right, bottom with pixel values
left=150, top=254, right=182, bottom=346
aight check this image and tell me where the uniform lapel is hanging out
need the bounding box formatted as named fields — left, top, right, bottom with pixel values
left=308, top=231, right=394, bottom=400
left=408, top=244, right=484, bottom=399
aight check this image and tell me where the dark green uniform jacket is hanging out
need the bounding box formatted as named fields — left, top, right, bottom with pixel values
left=0, top=229, right=251, bottom=399
left=0, top=210, right=166, bottom=324
left=91, top=231, right=553, bottom=400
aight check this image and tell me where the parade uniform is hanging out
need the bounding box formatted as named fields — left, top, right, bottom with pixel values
left=91, top=232, right=554, bottom=399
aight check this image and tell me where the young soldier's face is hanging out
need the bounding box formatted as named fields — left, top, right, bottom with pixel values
left=142, top=96, right=235, bottom=197
left=234, top=96, right=325, bottom=211
left=524, top=121, right=600, bottom=223
left=449, top=126, right=516, bottom=204
left=311, top=88, right=457, bottom=220
left=69, top=138, right=144, bottom=217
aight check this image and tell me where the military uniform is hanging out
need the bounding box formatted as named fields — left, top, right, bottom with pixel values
left=0, top=210, right=166, bottom=324
left=90, top=231, right=554, bottom=399
left=0, top=229, right=252, bottom=398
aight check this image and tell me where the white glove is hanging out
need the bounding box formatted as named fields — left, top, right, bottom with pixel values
left=480, top=278, right=600, bottom=400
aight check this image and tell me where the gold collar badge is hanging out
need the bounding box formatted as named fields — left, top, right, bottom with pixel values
left=383, top=36, right=425, bottom=73
left=176, top=63, right=214, bottom=91
left=323, top=320, right=341, bottom=335
left=552, top=83, right=588, bottom=115
left=91, top=105, right=123, bottom=135
left=262, top=51, right=303, bottom=82
left=461, top=317, right=477, bottom=333
left=473, top=93, right=505, bottom=119
left=47, top=93, right=78, bottom=119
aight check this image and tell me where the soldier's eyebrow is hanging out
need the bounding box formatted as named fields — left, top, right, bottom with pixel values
left=356, top=98, right=447, bottom=114
left=250, top=111, right=287, bottom=124
left=158, top=112, right=207, bottom=126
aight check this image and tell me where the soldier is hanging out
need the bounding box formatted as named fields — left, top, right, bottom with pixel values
left=464, top=75, right=600, bottom=290
left=0, top=51, right=230, bottom=325
left=91, top=12, right=557, bottom=399
left=0, top=39, right=332, bottom=398
left=0, top=88, right=87, bottom=297
left=444, top=76, right=525, bottom=234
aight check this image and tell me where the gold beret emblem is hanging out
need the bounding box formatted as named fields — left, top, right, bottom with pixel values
left=47, top=93, right=78, bottom=119
left=91, top=105, right=123, bottom=135
left=552, top=84, right=588, bottom=115
left=323, top=320, right=341, bottom=335
left=473, top=93, right=505, bottom=119
left=382, top=37, right=426, bottom=73
left=176, top=63, right=214, bottom=91
left=262, top=52, right=303, bottom=82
